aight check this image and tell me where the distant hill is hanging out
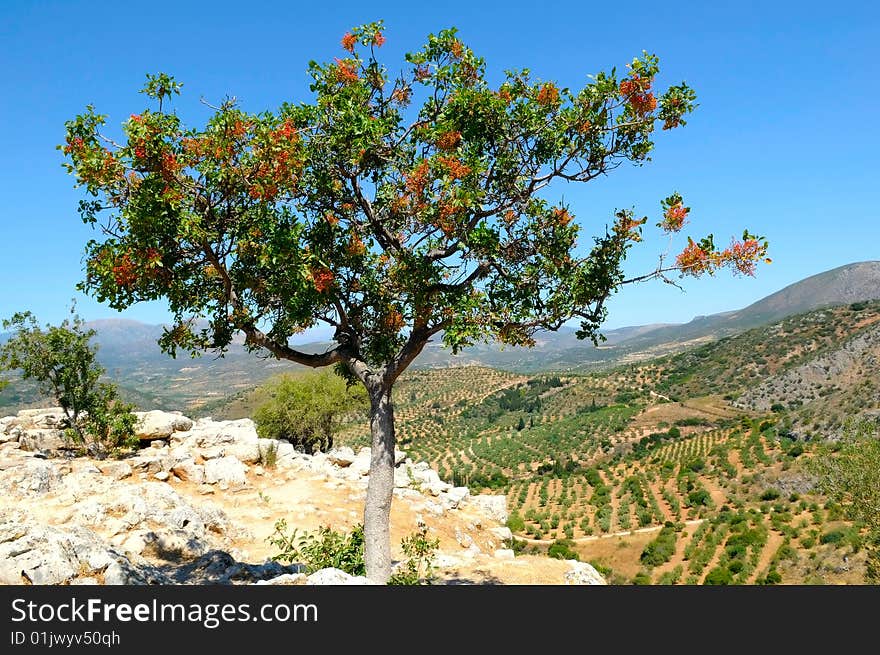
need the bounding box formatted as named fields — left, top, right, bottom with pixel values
left=610, top=261, right=880, bottom=360
left=2, top=261, right=879, bottom=413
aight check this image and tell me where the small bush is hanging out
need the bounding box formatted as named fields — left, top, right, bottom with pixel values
left=268, top=520, right=365, bottom=575
left=704, top=566, right=733, bottom=585
left=760, top=488, right=781, bottom=501
left=389, top=524, right=440, bottom=586
left=547, top=538, right=579, bottom=561
left=506, top=511, right=526, bottom=533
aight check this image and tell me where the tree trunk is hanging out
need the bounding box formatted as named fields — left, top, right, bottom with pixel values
left=364, top=383, right=395, bottom=583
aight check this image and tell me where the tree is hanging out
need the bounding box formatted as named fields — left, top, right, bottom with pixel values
left=811, top=419, right=880, bottom=580
left=0, top=309, right=136, bottom=452
left=61, top=22, right=768, bottom=581
left=254, top=369, right=367, bottom=453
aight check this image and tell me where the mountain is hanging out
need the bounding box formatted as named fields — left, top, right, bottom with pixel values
left=3, top=261, right=879, bottom=413
left=610, top=261, right=880, bottom=360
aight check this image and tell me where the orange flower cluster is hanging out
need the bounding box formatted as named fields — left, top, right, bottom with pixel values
left=630, top=92, right=657, bottom=115
left=341, top=32, right=356, bottom=52
left=405, top=160, right=431, bottom=196
left=502, top=210, right=518, bottom=226
left=347, top=234, right=366, bottom=256
left=552, top=207, right=573, bottom=226
left=675, top=240, right=711, bottom=275
left=438, top=156, right=471, bottom=179
left=160, top=151, right=180, bottom=181
left=383, top=309, right=404, bottom=331
left=310, top=266, right=334, bottom=293
left=435, top=201, right=459, bottom=236
left=449, top=39, right=464, bottom=59
left=537, top=82, right=560, bottom=106
left=249, top=120, right=303, bottom=200
left=62, top=136, right=84, bottom=155
left=414, top=65, right=431, bottom=81
left=391, top=86, right=412, bottom=104
left=436, top=130, right=462, bottom=151
left=677, top=237, right=767, bottom=278
left=112, top=252, right=137, bottom=287
left=661, top=203, right=689, bottom=232
left=334, top=58, right=359, bottom=84
left=620, top=75, right=657, bottom=116
left=325, top=212, right=340, bottom=226
left=720, top=239, right=765, bottom=276
left=231, top=119, right=248, bottom=139
left=373, top=31, right=386, bottom=47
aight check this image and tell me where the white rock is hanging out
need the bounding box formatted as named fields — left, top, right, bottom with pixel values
left=153, top=471, right=170, bottom=481
left=440, top=486, right=470, bottom=509
left=564, top=561, right=607, bottom=585
left=454, top=527, right=475, bottom=549
left=204, top=456, right=247, bottom=488
left=306, top=567, right=370, bottom=585
left=466, top=494, right=509, bottom=524
left=135, top=411, right=194, bottom=440
left=19, top=429, right=67, bottom=453
left=97, top=461, right=132, bottom=480
left=255, top=573, right=307, bottom=585
left=489, top=527, right=513, bottom=541
left=327, top=446, right=356, bottom=467
left=494, top=549, right=516, bottom=560
left=170, top=459, right=205, bottom=484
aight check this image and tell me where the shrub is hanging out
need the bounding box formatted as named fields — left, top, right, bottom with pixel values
left=0, top=309, right=137, bottom=453
left=389, top=524, right=440, bottom=586
left=259, top=440, right=279, bottom=468
left=269, top=520, right=366, bottom=575
left=506, top=511, right=526, bottom=533
left=631, top=570, right=652, bottom=585
left=704, top=566, right=733, bottom=585
left=760, top=488, right=781, bottom=501
left=254, top=370, right=366, bottom=453
left=762, top=569, right=782, bottom=584
left=640, top=526, right=677, bottom=567
left=547, top=538, right=579, bottom=561
left=819, top=529, right=846, bottom=545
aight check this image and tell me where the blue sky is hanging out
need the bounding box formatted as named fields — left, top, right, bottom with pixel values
left=1, top=0, right=878, bottom=335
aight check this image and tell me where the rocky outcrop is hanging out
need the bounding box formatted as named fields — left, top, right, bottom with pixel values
left=135, top=410, right=194, bottom=441
left=564, top=561, right=607, bottom=585
left=0, top=406, right=601, bottom=586
left=0, top=510, right=171, bottom=585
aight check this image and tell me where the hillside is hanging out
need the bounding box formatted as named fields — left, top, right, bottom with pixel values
left=593, top=261, right=880, bottom=362
left=4, top=262, right=879, bottom=415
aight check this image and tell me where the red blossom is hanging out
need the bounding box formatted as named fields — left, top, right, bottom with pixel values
left=661, top=203, right=689, bottom=232
left=372, top=31, right=386, bottom=47
left=676, top=240, right=711, bottom=276
left=536, top=83, right=559, bottom=106
left=552, top=207, right=573, bottom=226
left=435, top=130, right=462, bottom=151
left=334, top=59, right=359, bottom=84
left=341, top=32, right=356, bottom=53
left=310, top=265, right=334, bottom=293
left=383, top=309, right=404, bottom=331
left=438, top=156, right=471, bottom=179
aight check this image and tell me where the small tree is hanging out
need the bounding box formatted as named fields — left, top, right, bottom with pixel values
left=811, top=419, right=880, bottom=581
left=61, top=22, right=767, bottom=581
left=254, top=369, right=367, bottom=453
left=0, top=309, right=137, bottom=452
